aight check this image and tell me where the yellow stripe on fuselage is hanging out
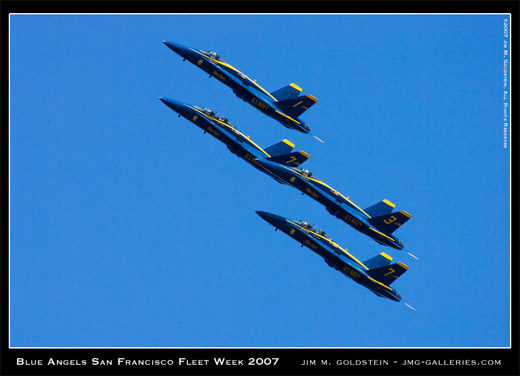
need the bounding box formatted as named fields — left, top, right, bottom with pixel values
left=342, top=196, right=371, bottom=218
left=367, top=276, right=393, bottom=291
left=289, top=169, right=372, bottom=218
left=192, top=107, right=270, bottom=158
left=289, top=220, right=369, bottom=270
left=368, top=227, right=395, bottom=242
left=274, top=110, right=300, bottom=124
left=206, top=56, right=278, bottom=102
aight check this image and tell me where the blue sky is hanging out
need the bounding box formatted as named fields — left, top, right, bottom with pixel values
left=9, top=14, right=511, bottom=348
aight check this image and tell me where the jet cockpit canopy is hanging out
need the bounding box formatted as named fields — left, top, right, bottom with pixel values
left=218, top=115, right=231, bottom=125
left=294, top=220, right=331, bottom=240
left=295, top=167, right=313, bottom=177
left=201, top=50, right=222, bottom=60
left=198, top=107, right=233, bottom=127
left=203, top=108, right=216, bottom=117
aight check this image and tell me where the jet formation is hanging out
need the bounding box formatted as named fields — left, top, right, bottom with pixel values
left=161, top=41, right=415, bottom=304
left=160, top=97, right=413, bottom=254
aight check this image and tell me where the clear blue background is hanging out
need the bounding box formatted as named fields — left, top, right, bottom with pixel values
left=10, top=14, right=511, bottom=347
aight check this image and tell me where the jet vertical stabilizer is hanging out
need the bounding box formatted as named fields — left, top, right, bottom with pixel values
left=367, top=211, right=412, bottom=234
left=267, top=150, right=310, bottom=167
left=276, top=94, right=319, bottom=118
left=366, top=262, right=409, bottom=286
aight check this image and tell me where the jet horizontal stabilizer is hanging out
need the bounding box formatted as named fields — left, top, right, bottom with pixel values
left=264, top=139, right=294, bottom=157
left=367, top=210, right=412, bottom=235
left=366, top=262, right=409, bottom=286
left=276, top=94, right=318, bottom=118
left=267, top=150, right=310, bottom=167
left=270, top=83, right=302, bottom=101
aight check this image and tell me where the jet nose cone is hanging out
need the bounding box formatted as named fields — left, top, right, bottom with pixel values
left=158, top=96, right=169, bottom=105
left=159, top=97, right=184, bottom=110
left=255, top=210, right=274, bottom=222
left=159, top=96, right=178, bottom=110
left=163, top=40, right=188, bottom=55
left=159, top=97, right=193, bottom=118
left=255, top=211, right=287, bottom=228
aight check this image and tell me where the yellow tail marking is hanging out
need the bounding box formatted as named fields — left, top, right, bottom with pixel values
left=282, top=139, right=295, bottom=148
left=380, top=252, right=393, bottom=261
left=401, top=210, right=412, bottom=219
left=290, top=83, right=302, bottom=92
left=383, top=215, right=397, bottom=224
left=305, top=94, right=318, bottom=102
left=397, top=262, right=409, bottom=270
left=298, top=150, right=311, bottom=158
left=292, top=101, right=303, bottom=108
left=383, top=199, right=396, bottom=208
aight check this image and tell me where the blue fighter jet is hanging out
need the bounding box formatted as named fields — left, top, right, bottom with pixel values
left=256, top=211, right=412, bottom=305
left=163, top=41, right=319, bottom=138
left=255, top=159, right=414, bottom=255
left=159, top=97, right=311, bottom=182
